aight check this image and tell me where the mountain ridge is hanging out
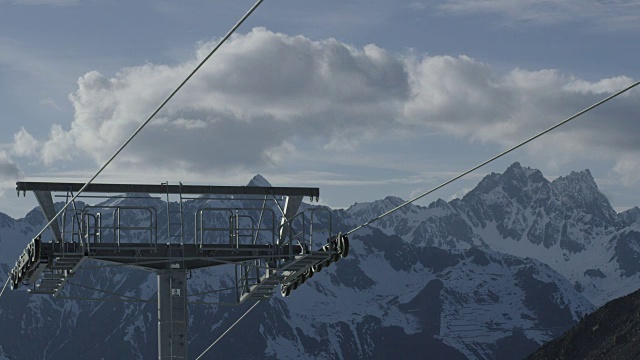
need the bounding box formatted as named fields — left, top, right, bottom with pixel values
left=0, top=162, right=637, bottom=359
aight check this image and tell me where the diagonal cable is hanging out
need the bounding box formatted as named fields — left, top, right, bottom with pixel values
left=66, top=281, right=155, bottom=303
left=195, top=300, right=261, bottom=360
left=345, top=80, right=640, bottom=236
left=33, top=0, right=266, bottom=241
left=54, top=296, right=156, bottom=304
left=0, top=277, right=9, bottom=301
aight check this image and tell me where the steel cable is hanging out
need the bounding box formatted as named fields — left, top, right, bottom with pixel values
left=0, top=277, right=9, bottom=301
left=195, top=300, right=261, bottom=360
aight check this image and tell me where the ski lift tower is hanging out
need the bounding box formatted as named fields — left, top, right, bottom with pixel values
left=9, top=181, right=349, bottom=359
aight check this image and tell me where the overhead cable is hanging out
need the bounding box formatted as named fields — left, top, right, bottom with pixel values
left=345, top=80, right=640, bottom=236
left=0, top=277, right=9, bottom=301
left=67, top=281, right=153, bottom=303
left=195, top=300, right=261, bottom=360
left=54, top=296, right=156, bottom=304
left=32, top=0, right=266, bottom=241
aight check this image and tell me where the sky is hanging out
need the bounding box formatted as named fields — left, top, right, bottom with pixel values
left=0, top=0, right=639, bottom=218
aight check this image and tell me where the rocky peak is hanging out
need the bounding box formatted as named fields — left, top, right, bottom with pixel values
left=502, top=162, right=528, bottom=181
left=463, top=162, right=548, bottom=201
left=551, top=169, right=619, bottom=226
left=247, top=174, right=272, bottom=187
left=620, top=207, right=640, bottom=226
left=552, top=169, right=598, bottom=193
left=429, top=198, right=452, bottom=211
left=346, top=196, right=413, bottom=225
left=383, top=195, right=408, bottom=207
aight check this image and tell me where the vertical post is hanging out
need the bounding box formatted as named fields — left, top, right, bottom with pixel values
left=158, top=269, right=188, bottom=359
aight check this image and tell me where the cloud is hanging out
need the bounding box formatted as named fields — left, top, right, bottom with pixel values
left=12, top=127, right=39, bottom=157
left=20, top=27, right=640, bottom=185
left=2, top=0, right=79, bottom=5
left=432, top=0, right=640, bottom=30
left=613, top=154, right=640, bottom=186
left=36, top=27, right=410, bottom=173
left=0, top=151, right=21, bottom=181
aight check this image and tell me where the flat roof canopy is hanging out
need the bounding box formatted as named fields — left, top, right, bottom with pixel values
left=16, top=181, right=319, bottom=197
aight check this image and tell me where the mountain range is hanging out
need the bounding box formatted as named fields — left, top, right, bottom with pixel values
left=0, top=162, right=638, bottom=359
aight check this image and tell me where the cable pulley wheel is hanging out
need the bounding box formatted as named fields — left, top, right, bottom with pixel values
left=339, top=235, right=349, bottom=258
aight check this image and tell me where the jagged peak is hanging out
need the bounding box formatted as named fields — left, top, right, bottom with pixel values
left=247, top=174, right=272, bottom=187
left=429, top=198, right=452, bottom=210
left=551, top=169, right=605, bottom=203
left=463, top=162, right=547, bottom=201
left=551, top=169, right=619, bottom=225
left=503, top=162, right=547, bottom=183
left=383, top=195, right=405, bottom=205
left=619, top=206, right=640, bottom=226
left=552, top=169, right=597, bottom=189
left=504, top=161, right=524, bottom=174
left=346, top=195, right=407, bottom=215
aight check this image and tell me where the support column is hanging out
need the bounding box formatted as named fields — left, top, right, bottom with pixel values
left=158, top=269, right=188, bottom=360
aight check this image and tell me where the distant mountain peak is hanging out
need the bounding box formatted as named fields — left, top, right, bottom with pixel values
left=503, top=162, right=547, bottom=184
left=464, top=162, right=548, bottom=202
left=551, top=169, right=608, bottom=205
left=505, top=161, right=524, bottom=173
left=620, top=206, right=640, bottom=226
left=553, top=169, right=597, bottom=189
left=383, top=195, right=405, bottom=205
left=247, top=174, right=272, bottom=187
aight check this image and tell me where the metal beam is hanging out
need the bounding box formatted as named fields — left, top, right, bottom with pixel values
left=17, top=181, right=319, bottom=198
left=33, top=191, right=63, bottom=242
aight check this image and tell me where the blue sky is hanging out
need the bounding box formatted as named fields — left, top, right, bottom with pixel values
left=0, top=0, right=639, bottom=218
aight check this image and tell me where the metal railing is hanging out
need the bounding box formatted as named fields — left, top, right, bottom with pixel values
left=62, top=205, right=158, bottom=249
left=277, top=208, right=334, bottom=254
left=195, top=207, right=276, bottom=248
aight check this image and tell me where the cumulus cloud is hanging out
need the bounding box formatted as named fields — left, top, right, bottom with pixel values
left=433, top=0, right=640, bottom=29
left=21, top=27, right=640, bottom=184
left=37, top=27, right=409, bottom=173
left=12, top=127, right=39, bottom=157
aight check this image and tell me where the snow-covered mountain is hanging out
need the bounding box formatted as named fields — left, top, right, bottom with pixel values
left=345, top=162, right=640, bottom=306
left=0, top=164, right=635, bottom=359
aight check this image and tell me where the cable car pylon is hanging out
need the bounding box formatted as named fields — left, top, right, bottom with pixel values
left=10, top=181, right=349, bottom=359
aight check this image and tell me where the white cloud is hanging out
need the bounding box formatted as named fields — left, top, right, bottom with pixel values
left=36, top=28, right=410, bottom=173
left=403, top=58, right=639, bottom=166
left=39, top=98, right=62, bottom=110
left=42, top=124, right=76, bottom=165
left=18, top=27, right=640, bottom=186
left=12, top=127, right=39, bottom=157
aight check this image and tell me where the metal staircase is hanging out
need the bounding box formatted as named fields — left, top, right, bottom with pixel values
left=29, top=253, right=85, bottom=295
